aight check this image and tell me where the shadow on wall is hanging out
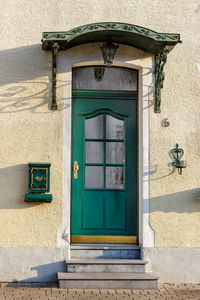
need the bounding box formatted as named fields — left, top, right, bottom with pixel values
left=0, top=44, right=155, bottom=113
left=30, top=261, right=66, bottom=282
left=143, top=148, right=182, bottom=182
left=0, top=164, right=42, bottom=209
left=148, top=188, right=200, bottom=213
left=0, top=44, right=70, bottom=112
left=5, top=261, right=66, bottom=284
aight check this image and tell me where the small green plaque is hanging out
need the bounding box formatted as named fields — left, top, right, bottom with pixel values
left=28, top=163, right=50, bottom=193
left=25, top=163, right=52, bottom=203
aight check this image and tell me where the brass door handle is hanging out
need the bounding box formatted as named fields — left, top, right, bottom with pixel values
left=73, top=161, right=79, bottom=179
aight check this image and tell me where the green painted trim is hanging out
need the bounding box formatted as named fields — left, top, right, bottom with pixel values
left=25, top=193, right=52, bottom=203
left=85, top=163, right=124, bottom=167
left=85, top=139, right=124, bottom=142
left=103, top=114, right=106, bottom=189
left=72, top=89, right=138, bottom=100
left=28, top=163, right=51, bottom=167
left=81, top=108, right=128, bottom=119
left=42, top=22, right=181, bottom=53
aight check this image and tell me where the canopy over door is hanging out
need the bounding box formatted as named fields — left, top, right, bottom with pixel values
left=42, top=22, right=181, bottom=53
left=42, top=22, right=181, bottom=112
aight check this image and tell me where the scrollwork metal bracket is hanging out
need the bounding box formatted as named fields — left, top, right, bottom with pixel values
left=155, top=45, right=170, bottom=113
left=171, top=143, right=186, bottom=175
left=51, top=42, right=59, bottom=110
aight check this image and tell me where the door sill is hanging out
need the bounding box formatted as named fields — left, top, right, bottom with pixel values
left=71, top=235, right=137, bottom=244
left=70, top=243, right=139, bottom=249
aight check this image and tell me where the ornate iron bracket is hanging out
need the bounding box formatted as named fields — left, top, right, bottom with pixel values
left=51, top=42, right=59, bottom=110
left=155, top=45, right=170, bottom=113
left=171, top=143, right=186, bottom=175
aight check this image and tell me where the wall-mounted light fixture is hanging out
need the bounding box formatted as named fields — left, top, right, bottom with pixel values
left=100, top=42, right=118, bottom=67
left=171, top=144, right=186, bottom=175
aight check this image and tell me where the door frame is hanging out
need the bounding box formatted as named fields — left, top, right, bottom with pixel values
left=69, top=62, right=144, bottom=246
left=60, top=50, right=155, bottom=248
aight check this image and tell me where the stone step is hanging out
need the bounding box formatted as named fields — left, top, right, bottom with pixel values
left=66, top=258, right=147, bottom=273
left=70, top=244, right=140, bottom=259
left=58, top=272, right=159, bottom=289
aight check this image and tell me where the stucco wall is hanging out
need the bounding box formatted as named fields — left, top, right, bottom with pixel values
left=148, top=4, right=200, bottom=247
left=0, top=48, right=64, bottom=246
left=0, top=0, right=199, bottom=249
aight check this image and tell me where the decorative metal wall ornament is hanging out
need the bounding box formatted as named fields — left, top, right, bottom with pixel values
left=155, top=45, right=170, bottom=113
left=51, top=42, right=59, bottom=110
left=94, top=67, right=105, bottom=81
left=100, top=42, right=118, bottom=67
left=171, top=144, right=186, bottom=175
left=161, top=118, right=170, bottom=127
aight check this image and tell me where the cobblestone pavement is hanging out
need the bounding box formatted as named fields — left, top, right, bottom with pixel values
left=0, top=283, right=200, bottom=299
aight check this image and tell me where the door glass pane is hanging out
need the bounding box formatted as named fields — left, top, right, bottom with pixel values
left=73, top=67, right=138, bottom=91
left=85, top=142, right=104, bottom=163
left=85, top=166, right=104, bottom=188
left=106, top=167, right=124, bottom=189
left=85, top=115, right=103, bottom=139
left=106, top=115, right=124, bottom=139
left=106, top=142, right=124, bottom=164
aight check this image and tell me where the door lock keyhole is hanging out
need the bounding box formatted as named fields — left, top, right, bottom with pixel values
left=73, top=161, right=79, bottom=179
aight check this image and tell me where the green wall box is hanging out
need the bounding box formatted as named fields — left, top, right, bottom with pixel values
left=25, top=193, right=52, bottom=203
left=25, top=163, right=52, bottom=203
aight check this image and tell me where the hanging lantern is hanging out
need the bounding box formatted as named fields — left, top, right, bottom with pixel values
left=100, top=42, right=118, bottom=67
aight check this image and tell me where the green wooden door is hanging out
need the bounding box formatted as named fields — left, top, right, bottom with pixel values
left=71, top=90, right=138, bottom=243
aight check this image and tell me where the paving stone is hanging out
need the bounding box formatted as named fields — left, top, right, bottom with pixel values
left=115, top=289, right=126, bottom=295
left=0, top=283, right=200, bottom=299
left=99, top=289, right=111, bottom=294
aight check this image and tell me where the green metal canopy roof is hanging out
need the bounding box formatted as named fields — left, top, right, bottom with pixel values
left=42, top=22, right=181, bottom=53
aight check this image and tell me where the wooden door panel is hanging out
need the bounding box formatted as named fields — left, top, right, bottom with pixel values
left=71, top=90, right=138, bottom=241
left=105, top=196, right=126, bottom=230
left=83, top=196, right=104, bottom=229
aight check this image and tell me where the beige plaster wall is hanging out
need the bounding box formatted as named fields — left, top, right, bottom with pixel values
left=0, top=49, right=64, bottom=245
left=148, top=4, right=200, bottom=247
left=0, top=0, right=199, bottom=247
